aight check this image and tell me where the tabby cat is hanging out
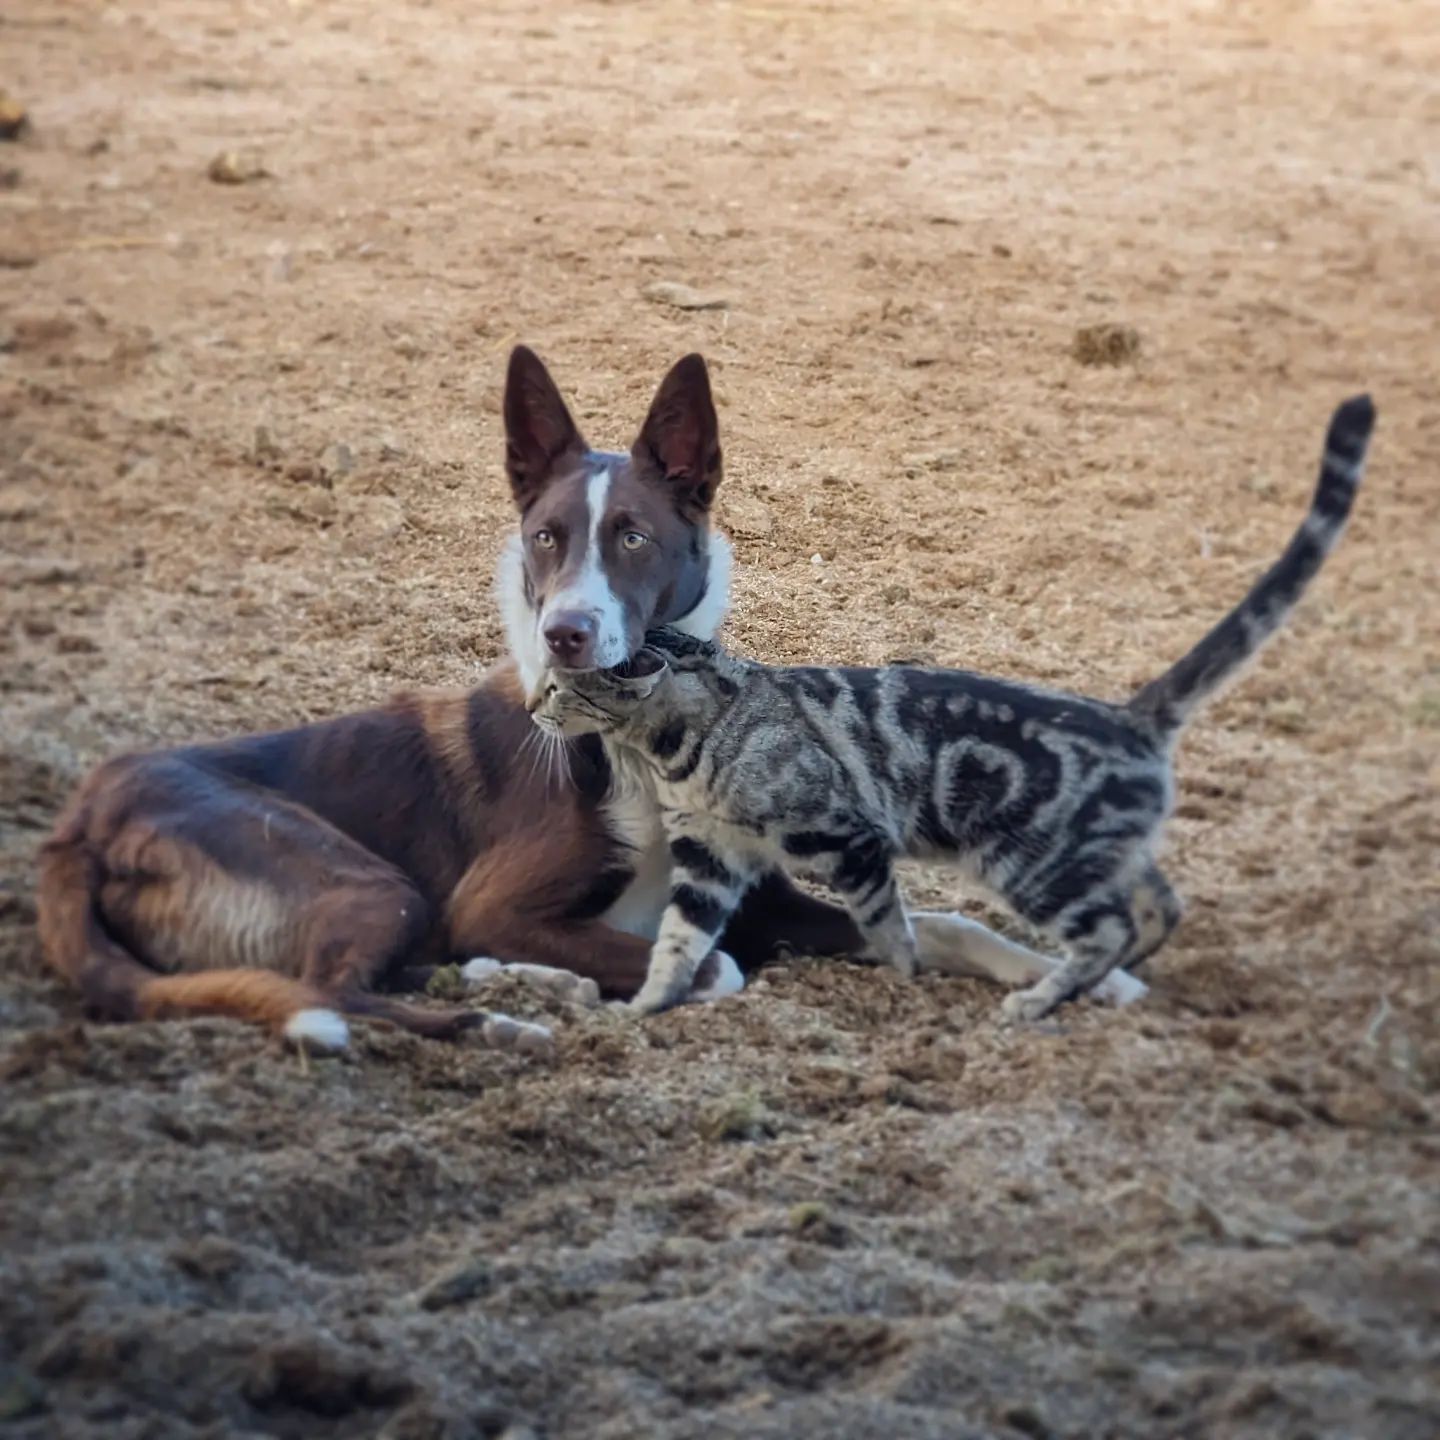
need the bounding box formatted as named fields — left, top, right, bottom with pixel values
left=533, top=397, right=1375, bottom=1021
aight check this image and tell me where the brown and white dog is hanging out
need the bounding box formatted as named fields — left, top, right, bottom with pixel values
left=36, top=347, right=1144, bottom=1053
left=33, top=350, right=862, bottom=1052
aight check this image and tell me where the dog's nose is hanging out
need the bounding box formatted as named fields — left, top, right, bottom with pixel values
left=544, top=611, right=598, bottom=668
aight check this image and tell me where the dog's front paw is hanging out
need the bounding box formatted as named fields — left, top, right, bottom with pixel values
left=461, top=957, right=503, bottom=987
left=1092, top=967, right=1148, bottom=1007
left=688, top=950, right=745, bottom=1004
left=501, top=962, right=601, bottom=1008
left=480, top=1012, right=554, bottom=1057
left=1001, top=987, right=1057, bottom=1026
left=462, top=957, right=601, bottom=1008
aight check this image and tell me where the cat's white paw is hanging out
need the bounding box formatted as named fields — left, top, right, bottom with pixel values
left=629, top=974, right=687, bottom=1016
left=481, top=1012, right=554, bottom=1057
left=1001, top=987, right=1056, bottom=1025
left=886, top=948, right=918, bottom=980
left=1092, top=967, right=1149, bottom=1007
left=688, top=950, right=745, bottom=1004
left=628, top=988, right=667, bottom=1016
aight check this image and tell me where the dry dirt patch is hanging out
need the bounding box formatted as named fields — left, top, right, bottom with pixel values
left=2, top=1, right=1437, bottom=1436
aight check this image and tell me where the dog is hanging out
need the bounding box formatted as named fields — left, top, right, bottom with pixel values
left=35, top=348, right=902, bottom=1052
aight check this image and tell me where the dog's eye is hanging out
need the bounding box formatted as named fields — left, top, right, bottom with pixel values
left=621, top=531, right=649, bottom=552
left=533, top=529, right=556, bottom=551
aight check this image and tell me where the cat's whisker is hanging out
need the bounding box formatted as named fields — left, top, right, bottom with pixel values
left=518, top=725, right=546, bottom=787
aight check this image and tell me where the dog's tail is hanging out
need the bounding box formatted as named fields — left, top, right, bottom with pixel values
left=36, top=828, right=351, bottom=1049
left=1127, top=395, right=1375, bottom=736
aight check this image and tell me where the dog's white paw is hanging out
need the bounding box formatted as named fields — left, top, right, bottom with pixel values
left=504, top=962, right=601, bottom=1008
left=688, top=950, right=745, bottom=1004
left=461, top=957, right=504, bottom=987
left=481, top=1012, right=554, bottom=1057
left=461, top=957, right=600, bottom=1008
left=1092, top=967, right=1149, bottom=1007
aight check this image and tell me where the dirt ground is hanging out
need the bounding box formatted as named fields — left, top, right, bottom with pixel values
left=2, top=0, right=1438, bottom=1436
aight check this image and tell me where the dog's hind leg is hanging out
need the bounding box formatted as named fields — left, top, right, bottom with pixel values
left=44, top=754, right=541, bottom=1049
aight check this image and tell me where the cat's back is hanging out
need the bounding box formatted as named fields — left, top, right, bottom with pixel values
left=760, top=661, right=1154, bottom=764
left=887, top=666, right=1154, bottom=755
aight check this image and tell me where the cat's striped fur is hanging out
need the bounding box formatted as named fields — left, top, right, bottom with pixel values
left=536, top=397, right=1375, bottom=1020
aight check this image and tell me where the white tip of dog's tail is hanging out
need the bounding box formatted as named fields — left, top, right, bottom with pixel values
left=284, top=1007, right=351, bottom=1051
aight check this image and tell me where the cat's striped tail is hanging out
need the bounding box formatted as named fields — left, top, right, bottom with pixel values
left=1128, top=394, right=1375, bottom=736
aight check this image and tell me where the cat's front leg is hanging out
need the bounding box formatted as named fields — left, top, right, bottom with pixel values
left=631, top=828, right=755, bottom=1015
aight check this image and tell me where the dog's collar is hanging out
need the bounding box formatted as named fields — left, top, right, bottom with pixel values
left=669, top=572, right=708, bottom=628
left=668, top=532, right=732, bottom=642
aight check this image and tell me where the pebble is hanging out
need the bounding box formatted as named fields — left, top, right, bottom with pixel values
left=414, top=1257, right=492, bottom=1312
left=206, top=149, right=268, bottom=184
left=318, top=442, right=355, bottom=480
left=1072, top=322, right=1141, bottom=367
left=642, top=280, right=729, bottom=311
left=902, top=449, right=963, bottom=474
left=252, top=425, right=283, bottom=466
left=0, top=93, right=30, bottom=142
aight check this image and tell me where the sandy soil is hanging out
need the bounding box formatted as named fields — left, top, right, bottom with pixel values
left=2, top=1, right=1438, bottom=1436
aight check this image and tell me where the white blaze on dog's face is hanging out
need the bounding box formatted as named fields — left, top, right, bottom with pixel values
left=497, top=347, right=732, bottom=700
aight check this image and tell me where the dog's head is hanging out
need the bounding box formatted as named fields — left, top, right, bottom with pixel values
left=497, top=347, right=732, bottom=697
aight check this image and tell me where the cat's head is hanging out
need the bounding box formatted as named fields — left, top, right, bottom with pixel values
left=531, top=647, right=671, bottom=738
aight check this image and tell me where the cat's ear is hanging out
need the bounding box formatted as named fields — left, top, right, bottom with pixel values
left=632, top=354, right=722, bottom=514
left=504, top=346, right=587, bottom=511
left=624, top=648, right=670, bottom=696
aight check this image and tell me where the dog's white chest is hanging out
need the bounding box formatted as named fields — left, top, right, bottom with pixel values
left=598, top=758, right=671, bottom=941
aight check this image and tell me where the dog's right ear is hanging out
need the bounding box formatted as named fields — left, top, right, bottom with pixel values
left=632, top=353, right=722, bottom=518
left=504, top=346, right=586, bottom=510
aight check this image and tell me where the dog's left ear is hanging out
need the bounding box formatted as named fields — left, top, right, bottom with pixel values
left=633, top=354, right=722, bottom=514
left=504, top=346, right=587, bottom=511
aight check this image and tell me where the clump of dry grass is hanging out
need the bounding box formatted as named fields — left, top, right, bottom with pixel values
left=1072, top=322, right=1142, bottom=366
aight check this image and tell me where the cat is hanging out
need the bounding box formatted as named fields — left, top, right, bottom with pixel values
left=531, top=396, right=1375, bottom=1021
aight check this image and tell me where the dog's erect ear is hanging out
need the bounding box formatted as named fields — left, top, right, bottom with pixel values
left=504, top=346, right=586, bottom=510
left=633, top=354, right=722, bottom=514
